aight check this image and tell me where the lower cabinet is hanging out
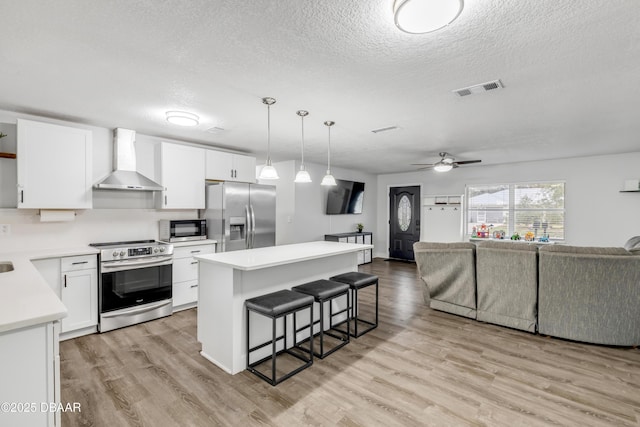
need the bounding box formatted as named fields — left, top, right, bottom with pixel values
left=33, top=254, right=98, bottom=340
left=172, top=242, right=216, bottom=310
left=0, top=321, right=61, bottom=427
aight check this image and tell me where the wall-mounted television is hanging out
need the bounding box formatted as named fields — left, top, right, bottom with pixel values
left=326, top=179, right=365, bottom=215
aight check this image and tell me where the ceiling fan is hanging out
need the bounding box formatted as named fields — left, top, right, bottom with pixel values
left=412, top=152, right=482, bottom=172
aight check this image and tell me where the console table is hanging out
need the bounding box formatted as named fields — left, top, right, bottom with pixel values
left=325, top=232, right=373, bottom=265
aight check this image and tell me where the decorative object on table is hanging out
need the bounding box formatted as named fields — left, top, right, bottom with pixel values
left=357, top=223, right=364, bottom=233
left=478, top=223, right=489, bottom=238
left=471, top=226, right=478, bottom=238
left=524, top=231, right=535, bottom=241
left=493, top=230, right=506, bottom=239
left=511, top=232, right=521, bottom=241
left=538, top=235, right=550, bottom=243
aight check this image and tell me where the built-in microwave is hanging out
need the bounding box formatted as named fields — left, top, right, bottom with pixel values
left=159, top=219, right=207, bottom=242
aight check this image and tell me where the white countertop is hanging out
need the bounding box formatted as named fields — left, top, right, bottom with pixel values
left=195, top=241, right=373, bottom=271
left=0, top=246, right=98, bottom=334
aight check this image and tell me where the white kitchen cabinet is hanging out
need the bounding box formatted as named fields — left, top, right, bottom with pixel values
left=34, top=254, right=98, bottom=339
left=0, top=321, right=61, bottom=427
left=60, top=255, right=98, bottom=335
left=205, top=150, right=256, bottom=183
left=17, top=119, right=92, bottom=209
left=158, top=143, right=205, bottom=209
left=172, top=242, right=216, bottom=310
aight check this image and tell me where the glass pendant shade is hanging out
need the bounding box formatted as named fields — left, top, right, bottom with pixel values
left=294, top=167, right=312, bottom=183
left=393, top=0, right=463, bottom=34
left=258, top=97, right=279, bottom=180
left=260, top=161, right=280, bottom=180
left=294, top=110, right=312, bottom=183
left=321, top=171, right=337, bottom=186
left=321, top=121, right=337, bottom=186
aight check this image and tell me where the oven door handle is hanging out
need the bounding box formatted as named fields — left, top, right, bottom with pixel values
left=101, top=300, right=172, bottom=318
left=101, top=257, right=173, bottom=272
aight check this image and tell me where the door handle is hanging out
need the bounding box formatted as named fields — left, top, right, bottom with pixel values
left=244, top=205, right=250, bottom=249
left=249, top=204, right=256, bottom=249
left=230, top=169, right=234, bottom=178
left=164, top=195, right=168, bottom=206
left=20, top=190, right=24, bottom=204
left=71, top=261, right=88, bottom=265
left=63, top=274, right=67, bottom=288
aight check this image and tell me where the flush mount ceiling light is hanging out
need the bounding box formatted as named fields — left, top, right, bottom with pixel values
left=393, top=0, right=463, bottom=34
left=294, top=110, right=312, bottom=183
left=166, top=111, right=199, bottom=127
left=321, top=121, right=337, bottom=186
left=258, top=97, right=279, bottom=180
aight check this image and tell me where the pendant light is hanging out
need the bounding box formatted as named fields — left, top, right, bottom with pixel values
left=258, top=97, right=279, bottom=180
left=321, top=121, right=337, bottom=186
left=294, top=110, right=312, bottom=183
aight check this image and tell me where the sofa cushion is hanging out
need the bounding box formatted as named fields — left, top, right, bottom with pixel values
left=476, top=240, right=538, bottom=252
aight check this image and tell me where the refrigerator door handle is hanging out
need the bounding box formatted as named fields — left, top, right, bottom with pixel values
left=250, top=204, right=256, bottom=249
left=244, top=205, right=250, bottom=249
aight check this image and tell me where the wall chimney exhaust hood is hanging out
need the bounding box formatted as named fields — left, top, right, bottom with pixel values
left=94, top=128, right=163, bottom=191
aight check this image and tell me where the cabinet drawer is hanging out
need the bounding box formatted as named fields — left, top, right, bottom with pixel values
left=173, top=280, right=199, bottom=308
left=61, top=254, right=97, bottom=272
left=173, top=244, right=215, bottom=259
left=173, top=256, right=200, bottom=283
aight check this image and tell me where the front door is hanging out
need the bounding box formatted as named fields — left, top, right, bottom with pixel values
left=389, top=186, right=421, bottom=260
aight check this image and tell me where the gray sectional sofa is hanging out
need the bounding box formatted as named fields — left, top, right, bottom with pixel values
left=476, top=241, right=538, bottom=333
left=413, top=242, right=477, bottom=319
left=538, top=245, right=640, bottom=345
left=413, top=238, right=640, bottom=346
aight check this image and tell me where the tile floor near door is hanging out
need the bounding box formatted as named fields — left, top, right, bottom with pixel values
left=60, top=259, right=640, bottom=427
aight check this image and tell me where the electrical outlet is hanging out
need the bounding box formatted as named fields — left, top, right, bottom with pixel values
left=0, top=224, right=11, bottom=236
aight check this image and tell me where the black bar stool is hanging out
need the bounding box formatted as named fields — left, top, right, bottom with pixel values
left=245, top=289, right=314, bottom=386
left=330, top=272, right=379, bottom=337
left=291, top=279, right=350, bottom=358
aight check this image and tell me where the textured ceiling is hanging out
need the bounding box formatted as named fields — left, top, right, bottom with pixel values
left=1, top=0, right=639, bottom=174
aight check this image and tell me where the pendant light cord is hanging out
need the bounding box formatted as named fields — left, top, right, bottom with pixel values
left=267, top=103, right=271, bottom=163
left=301, top=114, right=305, bottom=166
left=327, top=125, right=331, bottom=171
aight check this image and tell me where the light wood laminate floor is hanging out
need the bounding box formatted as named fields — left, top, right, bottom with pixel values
left=61, top=259, right=640, bottom=426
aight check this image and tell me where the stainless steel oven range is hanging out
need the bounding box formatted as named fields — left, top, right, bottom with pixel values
left=90, top=240, right=174, bottom=332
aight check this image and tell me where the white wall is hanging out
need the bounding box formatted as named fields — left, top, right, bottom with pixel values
left=260, top=160, right=377, bottom=245
left=375, top=152, right=640, bottom=257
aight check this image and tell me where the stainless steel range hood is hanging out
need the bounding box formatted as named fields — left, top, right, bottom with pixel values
left=94, top=128, right=163, bottom=191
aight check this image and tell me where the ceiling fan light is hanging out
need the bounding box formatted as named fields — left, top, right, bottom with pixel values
left=166, top=111, right=199, bottom=126
left=433, top=162, right=453, bottom=172
left=393, top=0, right=463, bottom=34
left=294, top=166, right=312, bottom=183
left=259, top=162, right=279, bottom=180
left=321, top=172, right=337, bottom=186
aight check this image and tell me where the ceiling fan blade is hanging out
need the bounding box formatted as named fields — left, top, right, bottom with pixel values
left=454, top=160, right=482, bottom=165
left=411, top=163, right=435, bottom=166
left=415, top=166, right=434, bottom=171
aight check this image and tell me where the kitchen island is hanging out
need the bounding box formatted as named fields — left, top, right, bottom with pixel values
left=195, top=241, right=373, bottom=374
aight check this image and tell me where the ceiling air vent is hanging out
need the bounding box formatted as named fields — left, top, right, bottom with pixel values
left=453, top=79, right=504, bottom=97
left=371, top=125, right=399, bottom=134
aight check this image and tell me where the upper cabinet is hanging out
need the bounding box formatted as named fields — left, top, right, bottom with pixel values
left=16, top=119, right=93, bottom=209
left=158, top=142, right=205, bottom=209
left=205, top=150, right=256, bottom=183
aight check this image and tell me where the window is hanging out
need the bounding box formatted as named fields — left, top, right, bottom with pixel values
left=465, top=182, right=565, bottom=240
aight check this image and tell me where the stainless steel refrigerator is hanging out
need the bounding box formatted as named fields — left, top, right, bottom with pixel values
left=202, top=182, right=276, bottom=252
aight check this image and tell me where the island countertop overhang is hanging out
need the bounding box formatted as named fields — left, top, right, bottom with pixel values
left=194, top=241, right=373, bottom=271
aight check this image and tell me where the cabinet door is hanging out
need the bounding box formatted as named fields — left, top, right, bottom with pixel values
left=232, top=154, right=257, bottom=183
left=61, top=269, right=98, bottom=332
left=160, top=143, right=205, bottom=209
left=17, top=119, right=92, bottom=209
left=205, top=150, right=234, bottom=181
